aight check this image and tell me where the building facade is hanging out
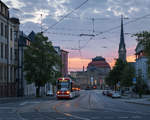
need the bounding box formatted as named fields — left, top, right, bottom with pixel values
left=0, top=1, right=20, bottom=97
left=70, top=56, right=111, bottom=89
left=135, top=42, right=150, bottom=89
left=118, top=15, right=126, bottom=62
left=87, top=56, right=111, bottom=89
left=61, top=49, right=68, bottom=77
left=54, top=46, right=68, bottom=77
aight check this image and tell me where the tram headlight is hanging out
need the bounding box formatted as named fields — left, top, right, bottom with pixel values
left=57, top=91, right=60, bottom=94
left=66, top=91, right=70, bottom=94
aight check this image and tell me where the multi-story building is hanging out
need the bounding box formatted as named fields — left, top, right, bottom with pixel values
left=87, top=56, right=111, bottom=89
left=61, top=49, right=68, bottom=77
left=54, top=47, right=68, bottom=77
left=70, top=56, right=111, bottom=89
left=135, top=41, right=150, bottom=89
left=0, top=1, right=20, bottom=97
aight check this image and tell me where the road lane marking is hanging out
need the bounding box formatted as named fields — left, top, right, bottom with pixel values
left=64, top=113, right=90, bottom=120
left=91, top=117, right=101, bottom=119
left=104, top=116, right=114, bottom=119
left=119, top=116, right=128, bottom=119
left=64, top=113, right=72, bottom=117
left=131, top=116, right=142, bottom=119
left=56, top=118, right=66, bottom=120
left=20, top=101, right=40, bottom=106
left=53, top=96, right=91, bottom=120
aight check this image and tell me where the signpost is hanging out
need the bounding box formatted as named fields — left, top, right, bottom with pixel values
left=133, top=77, right=136, bottom=84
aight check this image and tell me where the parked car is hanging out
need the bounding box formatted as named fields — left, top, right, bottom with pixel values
left=93, top=85, right=97, bottom=89
left=102, top=90, right=107, bottom=95
left=85, top=86, right=91, bottom=90
left=107, top=90, right=113, bottom=97
left=46, top=90, right=54, bottom=96
left=112, top=92, right=121, bottom=98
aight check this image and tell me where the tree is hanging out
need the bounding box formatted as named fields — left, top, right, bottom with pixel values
left=136, top=69, right=147, bottom=98
left=24, top=33, right=61, bottom=97
left=105, top=59, right=126, bottom=90
left=120, top=63, right=135, bottom=87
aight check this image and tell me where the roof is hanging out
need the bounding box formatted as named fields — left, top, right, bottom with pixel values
left=28, top=31, right=35, bottom=42
left=19, top=31, right=30, bottom=40
left=87, top=56, right=110, bottom=69
left=0, top=1, right=9, bottom=9
left=88, top=61, right=110, bottom=68
left=61, top=49, right=69, bottom=53
left=92, top=56, right=105, bottom=61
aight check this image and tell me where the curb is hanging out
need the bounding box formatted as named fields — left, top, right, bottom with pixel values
left=0, top=96, right=56, bottom=104
left=125, top=101, right=150, bottom=106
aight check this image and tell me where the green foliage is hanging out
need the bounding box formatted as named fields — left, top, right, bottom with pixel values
left=121, top=63, right=135, bottom=87
left=105, top=59, right=136, bottom=89
left=24, top=33, right=61, bottom=96
left=136, top=69, right=147, bottom=98
left=105, top=70, right=117, bottom=87
left=105, top=59, right=127, bottom=88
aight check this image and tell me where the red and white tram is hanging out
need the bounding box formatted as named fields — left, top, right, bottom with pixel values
left=56, top=77, right=80, bottom=99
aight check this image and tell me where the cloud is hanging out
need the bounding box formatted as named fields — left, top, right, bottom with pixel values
left=3, top=0, right=150, bottom=71
left=68, top=57, right=91, bottom=71
left=4, top=0, right=25, bottom=9
left=127, top=55, right=136, bottom=62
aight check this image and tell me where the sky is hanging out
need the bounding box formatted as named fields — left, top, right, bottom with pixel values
left=3, top=0, right=150, bottom=71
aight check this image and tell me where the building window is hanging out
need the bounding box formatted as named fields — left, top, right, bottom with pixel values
left=4, top=65, right=7, bottom=81
left=14, top=49, right=18, bottom=61
left=2, top=5, right=5, bottom=15
left=10, top=28, right=12, bottom=40
left=10, top=48, right=12, bottom=60
left=14, top=31, right=17, bottom=41
left=1, top=22, right=3, bottom=36
left=0, top=65, right=2, bottom=81
left=5, top=44, right=8, bottom=59
left=1, top=5, right=3, bottom=14
left=0, top=3, right=1, bottom=13
left=5, top=25, right=8, bottom=39
left=1, top=43, right=3, bottom=58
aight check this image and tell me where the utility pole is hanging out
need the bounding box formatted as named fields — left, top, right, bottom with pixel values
left=92, top=18, right=95, bottom=33
left=40, top=14, right=43, bottom=33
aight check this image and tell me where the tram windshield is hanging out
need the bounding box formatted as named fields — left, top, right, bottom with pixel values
left=57, top=81, right=69, bottom=90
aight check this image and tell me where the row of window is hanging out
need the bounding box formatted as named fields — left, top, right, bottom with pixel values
left=0, top=42, right=14, bottom=60
left=0, top=65, right=14, bottom=83
left=0, top=22, right=13, bottom=40
left=0, top=2, right=9, bottom=18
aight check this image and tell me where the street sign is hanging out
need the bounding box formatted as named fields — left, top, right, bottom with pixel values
left=117, top=82, right=120, bottom=87
left=133, top=77, right=136, bottom=84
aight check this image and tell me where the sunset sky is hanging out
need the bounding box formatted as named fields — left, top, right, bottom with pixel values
left=4, top=0, right=150, bottom=71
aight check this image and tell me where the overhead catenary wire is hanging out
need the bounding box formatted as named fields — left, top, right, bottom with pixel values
left=42, top=0, right=89, bottom=33
left=96, top=13, right=150, bottom=36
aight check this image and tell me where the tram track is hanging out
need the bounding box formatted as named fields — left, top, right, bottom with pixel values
left=52, top=92, right=90, bottom=120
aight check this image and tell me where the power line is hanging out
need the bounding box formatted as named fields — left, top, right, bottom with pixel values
left=96, top=13, right=150, bottom=36
left=43, top=0, right=89, bottom=33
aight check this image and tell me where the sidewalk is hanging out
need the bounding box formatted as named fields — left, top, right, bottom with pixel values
left=121, top=94, right=150, bottom=106
left=0, top=96, right=56, bottom=104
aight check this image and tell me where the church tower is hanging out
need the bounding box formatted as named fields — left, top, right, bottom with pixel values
left=118, top=15, right=126, bottom=62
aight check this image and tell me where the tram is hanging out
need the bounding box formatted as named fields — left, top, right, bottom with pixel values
left=56, top=77, right=80, bottom=99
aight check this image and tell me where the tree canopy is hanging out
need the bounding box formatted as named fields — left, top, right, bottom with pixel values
left=105, top=58, right=136, bottom=90
left=24, top=33, right=61, bottom=96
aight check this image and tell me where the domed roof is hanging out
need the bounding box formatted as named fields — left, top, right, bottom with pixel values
left=87, top=56, right=110, bottom=69
left=92, top=56, right=105, bottom=61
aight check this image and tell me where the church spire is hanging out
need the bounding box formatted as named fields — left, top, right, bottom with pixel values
left=118, top=15, right=126, bottom=62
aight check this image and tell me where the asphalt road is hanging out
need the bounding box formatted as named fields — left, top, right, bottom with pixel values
left=0, top=90, right=150, bottom=120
